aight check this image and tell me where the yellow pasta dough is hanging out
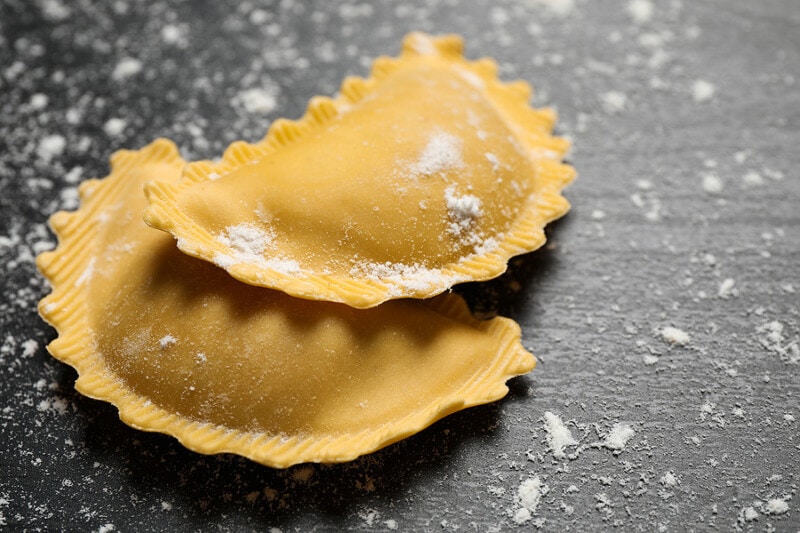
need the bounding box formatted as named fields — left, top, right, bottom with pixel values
left=144, top=32, right=575, bottom=308
left=37, top=140, right=534, bottom=467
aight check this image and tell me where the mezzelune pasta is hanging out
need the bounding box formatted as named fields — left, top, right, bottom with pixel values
left=37, top=33, right=574, bottom=467
left=144, top=33, right=574, bottom=309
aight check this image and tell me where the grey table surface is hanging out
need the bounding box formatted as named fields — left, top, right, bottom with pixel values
left=1, top=0, right=798, bottom=531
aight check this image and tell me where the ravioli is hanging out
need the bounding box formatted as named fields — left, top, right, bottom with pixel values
left=37, top=140, right=534, bottom=468
left=143, top=32, right=575, bottom=309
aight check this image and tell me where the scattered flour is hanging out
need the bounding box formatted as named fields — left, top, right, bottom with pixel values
left=39, top=0, right=71, bottom=21
left=756, top=321, right=800, bottom=363
left=742, top=170, right=765, bottom=187
left=602, top=423, right=635, bottom=451
left=238, top=88, right=278, bottom=114
left=160, top=24, right=188, bottom=47
left=21, top=339, right=39, bottom=358
left=691, top=80, right=716, bottom=103
left=217, top=223, right=275, bottom=260
left=103, top=118, right=127, bottom=137
left=742, top=506, right=759, bottom=522
left=701, top=172, right=723, bottom=194
left=444, top=186, right=482, bottom=238
left=659, top=326, right=690, bottom=346
left=29, top=93, right=49, bottom=110
left=601, top=91, right=627, bottom=114
left=543, top=411, right=579, bottom=459
left=643, top=354, right=659, bottom=365
left=358, top=508, right=378, bottom=526
left=764, top=498, right=789, bottom=515
left=112, top=57, right=143, bottom=81
left=513, top=476, right=547, bottom=524
left=214, top=223, right=302, bottom=274
left=159, top=335, right=177, bottom=349
left=350, top=261, right=454, bottom=296
left=659, top=472, right=679, bottom=488
left=64, top=166, right=83, bottom=184
left=627, top=0, right=654, bottom=24
left=512, top=508, right=532, bottom=525
left=37, top=134, right=66, bottom=163
left=702, top=253, right=717, bottom=267
left=717, top=278, right=737, bottom=299
left=408, top=132, right=464, bottom=177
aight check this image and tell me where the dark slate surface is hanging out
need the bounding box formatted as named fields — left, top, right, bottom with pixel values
left=1, top=0, right=798, bottom=531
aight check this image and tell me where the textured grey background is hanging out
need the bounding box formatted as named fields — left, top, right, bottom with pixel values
left=1, top=0, right=798, bottom=531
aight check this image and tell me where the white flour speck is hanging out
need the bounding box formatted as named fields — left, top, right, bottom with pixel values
left=161, top=24, right=188, bottom=47
left=65, top=166, right=83, bottom=183
left=29, top=93, right=49, bottom=110
left=601, top=91, right=627, bottom=114
left=742, top=170, right=765, bottom=187
left=627, top=0, right=654, bottom=24
left=659, top=472, right=679, bottom=488
left=408, top=132, right=464, bottom=177
left=103, top=118, right=127, bottom=137
left=40, top=0, right=71, bottom=21
left=660, top=326, right=690, bottom=346
left=543, top=411, right=579, bottom=459
left=350, top=261, right=452, bottom=295
left=263, top=258, right=302, bottom=275
left=444, top=186, right=482, bottom=238
left=718, top=278, right=737, bottom=299
left=643, top=354, right=659, bottom=365
left=38, top=134, right=66, bottom=163
left=513, top=476, right=546, bottom=524
left=159, top=335, right=177, bottom=349
left=358, top=509, right=378, bottom=526
left=742, top=506, right=758, bottom=522
left=701, top=172, right=723, bottom=194
left=692, top=80, right=716, bottom=103
left=21, top=339, right=39, bottom=358
left=239, top=88, right=278, bottom=114
left=513, top=508, right=532, bottom=525
left=112, top=57, right=143, bottom=81
left=602, top=423, right=635, bottom=451
left=217, top=223, right=274, bottom=260
left=756, top=321, right=800, bottom=363
left=764, top=498, right=789, bottom=515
